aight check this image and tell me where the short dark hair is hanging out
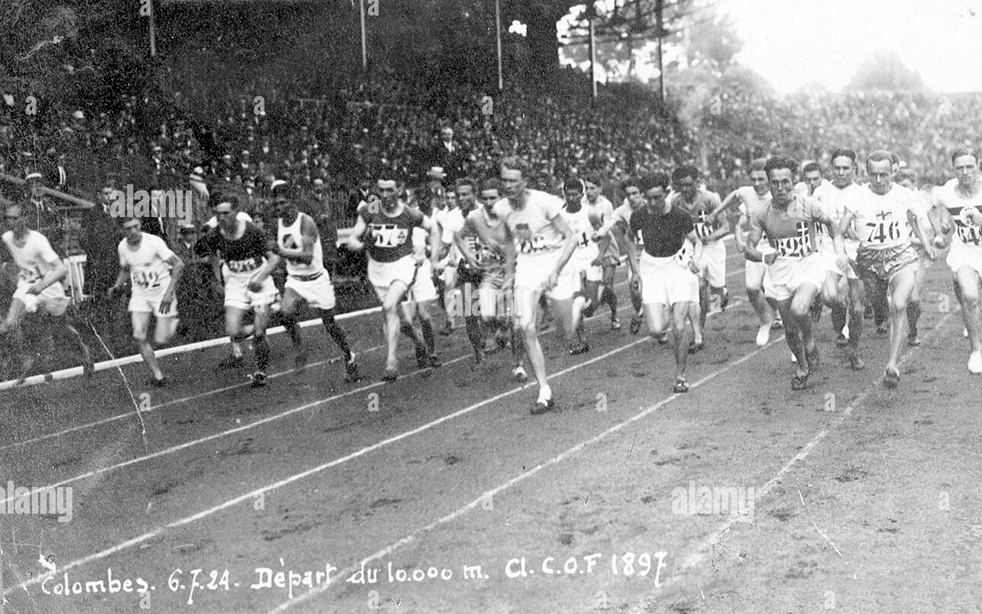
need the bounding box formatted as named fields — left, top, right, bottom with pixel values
left=454, top=177, right=476, bottom=191
left=671, top=166, right=699, bottom=183
left=802, top=162, right=822, bottom=175
left=764, top=156, right=798, bottom=176
left=584, top=172, right=604, bottom=187
left=621, top=176, right=642, bottom=191
left=563, top=178, right=584, bottom=193
left=638, top=172, right=670, bottom=192
left=829, top=148, right=857, bottom=165
left=480, top=178, right=502, bottom=194
left=896, top=168, right=916, bottom=184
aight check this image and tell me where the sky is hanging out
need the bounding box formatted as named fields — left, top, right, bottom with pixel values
left=726, top=0, right=982, bottom=94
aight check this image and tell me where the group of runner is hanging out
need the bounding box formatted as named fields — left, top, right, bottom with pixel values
left=3, top=146, right=982, bottom=411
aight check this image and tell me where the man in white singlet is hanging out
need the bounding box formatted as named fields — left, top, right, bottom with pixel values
left=109, top=217, right=184, bottom=385
left=273, top=181, right=359, bottom=382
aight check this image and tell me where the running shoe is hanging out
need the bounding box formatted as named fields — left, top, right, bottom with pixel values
left=250, top=371, right=268, bottom=388
left=530, top=396, right=555, bottom=415
left=969, top=351, right=982, bottom=375
left=629, top=313, right=643, bottom=335
left=610, top=315, right=621, bottom=330
left=569, top=342, right=590, bottom=356
left=382, top=368, right=398, bottom=382
left=344, top=352, right=361, bottom=383
left=883, top=368, right=900, bottom=388
left=512, top=365, right=528, bottom=383
left=673, top=377, right=690, bottom=393
left=756, top=323, right=771, bottom=347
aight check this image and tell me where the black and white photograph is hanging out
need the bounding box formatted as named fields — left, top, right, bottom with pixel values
left=1, top=0, right=981, bottom=611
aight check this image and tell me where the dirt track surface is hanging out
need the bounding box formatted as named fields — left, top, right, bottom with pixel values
left=2, top=249, right=980, bottom=614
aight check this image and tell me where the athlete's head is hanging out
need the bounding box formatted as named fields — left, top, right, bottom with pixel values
left=500, top=156, right=529, bottom=202
left=671, top=166, right=700, bottom=201
left=213, top=198, right=239, bottom=234
left=749, top=158, right=769, bottom=196
left=895, top=168, right=917, bottom=190
left=584, top=173, right=604, bottom=203
left=118, top=216, right=142, bottom=244
left=454, top=178, right=477, bottom=212
left=865, top=150, right=894, bottom=196
left=801, top=162, right=823, bottom=195
left=622, top=176, right=644, bottom=210
left=764, top=156, right=798, bottom=205
left=377, top=175, right=400, bottom=210
left=951, top=148, right=978, bottom=188
left=2, top=202, right=25, bottom=234
left=829, top=148, right=858, bottom=189
left=563, top=178, right=584, bottom=207
left=639, top=173, right=670, bottom=208
left=479, top=178, right=502, bottom=212
left=271, top=179, right=296, bottom=219
left=889, top=151, right=901, bottom=174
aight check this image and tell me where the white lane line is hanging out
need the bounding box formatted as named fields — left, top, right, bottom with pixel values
left=672, top=312, right=955, bottom=577
left=0, top=304, right=385, bottom=391
left=1, top=278, right=632, bottom=452
left=3, top=336, right=657, bottom=597
left=268, top=335, right=784, bottom=612
left=0, top=293, right=671, bottom=504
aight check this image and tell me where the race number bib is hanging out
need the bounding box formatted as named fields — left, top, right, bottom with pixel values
left=134, top=269, right=161, bottom=288
left=773, top=233, right=812, bottom=258
left=956, top=224, right=982, bottom=246
left=227, top=257, right=261, bottom=273
left=370, top=224, right=409, bottom=248
left=864, top=220, right=902, bottom=245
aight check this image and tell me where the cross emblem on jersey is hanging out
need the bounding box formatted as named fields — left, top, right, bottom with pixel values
left=875, top=210, right=892, bottom=220
left=795, top=221, right=811, bottom=244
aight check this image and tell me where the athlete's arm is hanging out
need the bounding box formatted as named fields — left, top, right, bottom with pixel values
left=453, top=221, right=481, bottom=270
left=734, top=211, right=749, bottom=253
left=108, top=264, right=130, bottom=298
left=907, top=207, right=936, bottom=260
left=28, top=248, right=68, bottom=295
left=687, top=229, right=704, bottom=274
left=744, top=216, right=769, bottom=264
left=160, top=253, right=184, bottom=312
left=347, top=210, right=370, bottom=252
left=545, top=213, right=578, bottom=290
left=277, top=215, right=317, bottom=265
left=709, top=189, right=742, bottom=224
left=422, top=212, right=442, bottom=271
left=705, top=210, right=731, bottom=242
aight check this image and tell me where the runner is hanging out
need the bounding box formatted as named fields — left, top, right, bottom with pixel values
left=272, top=181, right=360, bottom=383
left=598, top=177, right=646, bottom=335
left=561, top=178, right=605, bottom=355
left=403, top=185, right=442, bottom=368
left=453, top=179, right=526, bottom=378
left=1, top=202, right=94, bottom=383
left=493, top=156, right=578, bottom=414
left=623, top=173, right=703, bottom=393
left=196, top=198, right=281, bottom=387
left=108, top=217, right=184, bottom=385
left=669, top=166, right=724, bottom=351
left=896, top=169, right=936, bottom=347
left=838, top=150, right=935, bottom=386
left=347, top=177, right=440, bottom=381
left=745, top=156, right=845, bottom=390
left=583, top=173, right=620, bottom=330
left=713, top=158, right=783, bottom=345
left=931, top=148, right=982, bottom=374
left=813, top=148, right=867, bottom=367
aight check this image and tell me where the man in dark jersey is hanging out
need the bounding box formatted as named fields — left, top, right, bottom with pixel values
left=622, top=173, right=703, bottom=393
left=347, top=177, right=441, bottom=381
left=197, top=197, right=280, bottom=387
left=745, top=156, right=845, bottom=390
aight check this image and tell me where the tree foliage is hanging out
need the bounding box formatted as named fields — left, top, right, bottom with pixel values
left=845, top=50, right=925, bottom=92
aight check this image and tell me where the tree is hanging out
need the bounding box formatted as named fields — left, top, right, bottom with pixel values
left=845, top=50, right=925, bottom=92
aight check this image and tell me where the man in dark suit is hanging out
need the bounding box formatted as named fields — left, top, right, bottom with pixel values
left=430, top=127, right=466, bottom=183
